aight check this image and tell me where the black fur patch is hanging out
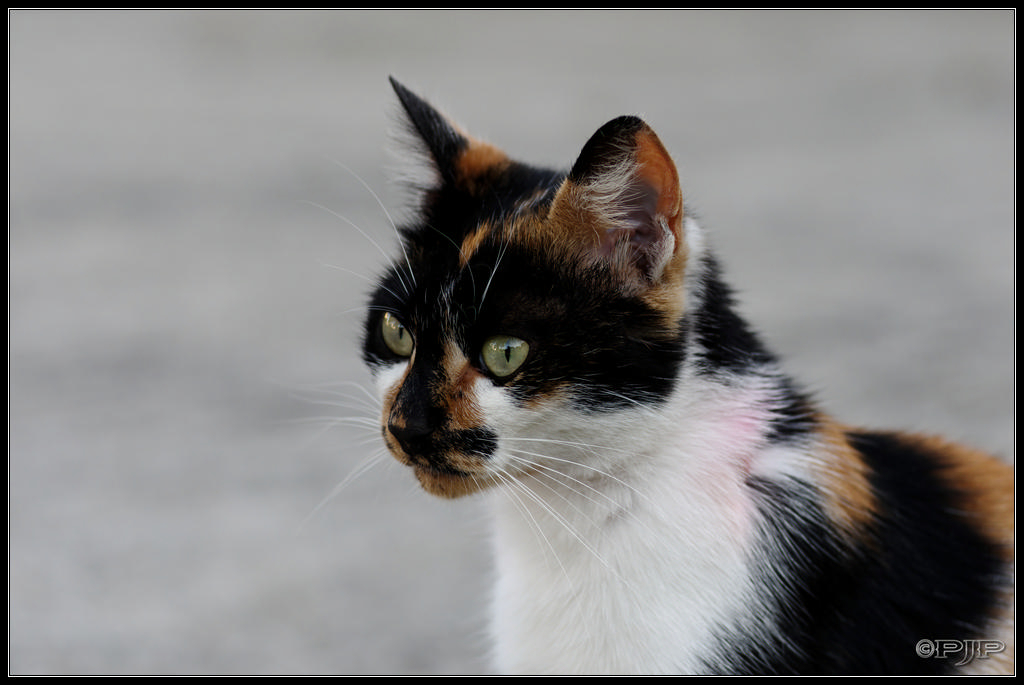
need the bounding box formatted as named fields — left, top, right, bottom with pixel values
left=390, top=76, right=468, bottom=186
left=466, top=239, right=687, bottom=410
left=762, top=375, right=818, bottom=444
left=707, top=433, right=1006, bottom=675
left=690, top=254, right=775, bottom=375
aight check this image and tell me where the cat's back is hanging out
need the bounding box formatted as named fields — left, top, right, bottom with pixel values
left=838, top=429, right=1014, bottom=675
left=730, top=423, right=1015, bottom=675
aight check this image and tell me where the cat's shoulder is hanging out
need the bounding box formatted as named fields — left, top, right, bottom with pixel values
left=842, top=427, right=1013, bottom=546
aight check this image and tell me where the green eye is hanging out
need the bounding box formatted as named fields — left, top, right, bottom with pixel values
left=481, top=335, right=530, bottom=378
left=381, top=312, right=414, bottom=357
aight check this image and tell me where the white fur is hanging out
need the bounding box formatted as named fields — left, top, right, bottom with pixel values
left=478, top=366, right=805, bottom=674
left=374, top=360, right=407, bottom=402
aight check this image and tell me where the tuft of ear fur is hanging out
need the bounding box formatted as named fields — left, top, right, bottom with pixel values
left=549, top=116, right=685, bottom=285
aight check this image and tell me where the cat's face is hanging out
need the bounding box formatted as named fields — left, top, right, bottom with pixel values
left=362, top=80, right=690, bottom=498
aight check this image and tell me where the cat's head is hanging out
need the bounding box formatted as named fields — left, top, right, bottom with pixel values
left=361, top=79, right=695, bottom=498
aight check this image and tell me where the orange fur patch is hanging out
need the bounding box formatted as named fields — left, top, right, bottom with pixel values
left=456, top=137, right=509, bottom=192
left=459, top=222, right=492, bottom=267
left=813, top=417, right=878, bottom=539
left=521, top=124, right=691, bottom=328
left=634, top=128, right=683, bottom=228
left=541, top=182, right=602, bottom=254
left=439, top=341, right=485, bottom=431
left=901, top=433, right=1014, bottom=558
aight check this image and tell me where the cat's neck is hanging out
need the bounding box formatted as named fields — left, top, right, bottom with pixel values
left=490, top=364, right=791, bottom=529
left=487, top=367, right=799, bottom=674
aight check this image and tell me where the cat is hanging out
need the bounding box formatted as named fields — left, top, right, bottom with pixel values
left=359, top=77, right=1014, bottom=675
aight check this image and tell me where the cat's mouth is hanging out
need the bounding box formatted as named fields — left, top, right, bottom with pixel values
left=382, top=425, right=499, bottom=498
left=411, top=461, right=493, bottom=499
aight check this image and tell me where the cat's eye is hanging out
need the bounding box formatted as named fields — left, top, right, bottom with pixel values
left=481, top=335, right=530, bottom=378
left=381, top=312, right=414, bottom=357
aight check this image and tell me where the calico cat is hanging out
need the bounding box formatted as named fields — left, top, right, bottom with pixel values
left=360, top=78, right=1014, bottom=675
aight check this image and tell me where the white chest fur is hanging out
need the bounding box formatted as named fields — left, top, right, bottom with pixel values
left=484, top=377, right=786, bottom=674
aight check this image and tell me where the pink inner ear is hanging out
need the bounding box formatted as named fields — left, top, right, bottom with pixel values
left=633, top=129, right=683, bottom=233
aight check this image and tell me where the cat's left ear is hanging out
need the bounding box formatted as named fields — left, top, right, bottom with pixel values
left=550, top=116, right=685, bottom=285
left=389, top=77, right=507, bottom=190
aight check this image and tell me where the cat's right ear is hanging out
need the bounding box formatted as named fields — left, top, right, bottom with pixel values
left=549, top=115, right=686, bottom=288
left=389, top=77, right=507, bottom=191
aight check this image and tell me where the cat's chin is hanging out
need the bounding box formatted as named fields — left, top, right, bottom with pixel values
left=412, top=464, right=494, bottom=499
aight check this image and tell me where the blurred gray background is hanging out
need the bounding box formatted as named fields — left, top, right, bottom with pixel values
left=9, top=10, right=1013, bottom=675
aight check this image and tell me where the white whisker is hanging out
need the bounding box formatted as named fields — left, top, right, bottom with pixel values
left=287, top=383, right=383, bottom=418
left=491, top=467, right=575, bottom=585
left=297, top=448, right=389, bottom=533
left=291, top=379, right=380, bottom=403
left=504, top=449, right=662, bottom=541
left=502, top=454, right=609, bottom=533
left=505, top=450, right=622, bottom=511
left=478, top=232, right=509, bottom=314
left=501, top=435, right=633, bottom=455
left=320, top=262, right=408, bottom=305
left=499, top=439, right=655, bottom=507
left=305, top=199, right=414, bottom=296
left=325, top=158, right=417, bottom=293
left=292, top=415, right=380, bottom=431
left=494, top=463, right=614, bottom=574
